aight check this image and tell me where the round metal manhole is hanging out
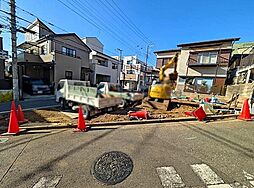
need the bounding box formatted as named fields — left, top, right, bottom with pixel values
left=92, top=151, right=133, bottom=185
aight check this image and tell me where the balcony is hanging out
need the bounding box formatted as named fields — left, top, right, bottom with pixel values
left=188, top=53, right=229, bottom=67
left=17, top=52, right=53, bottom=63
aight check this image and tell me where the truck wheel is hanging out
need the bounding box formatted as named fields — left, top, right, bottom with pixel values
left=82, top=105, right=90, bottom=119
left=60, top=98, right=66, bottom=110
left=118, top=99, right=126, bottom=108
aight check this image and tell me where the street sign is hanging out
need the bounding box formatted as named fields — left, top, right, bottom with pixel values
left=0, top=50, right=9, bottom=60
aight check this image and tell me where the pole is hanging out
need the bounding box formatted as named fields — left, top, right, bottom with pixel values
left=10, top=0, right=19, bottom=101
left=116, top=48, right=123, bottom=84
left=144, top=45, right=151, bottom=87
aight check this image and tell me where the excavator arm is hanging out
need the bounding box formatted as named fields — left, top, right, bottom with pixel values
left=148, top=53, right=179, bottom=100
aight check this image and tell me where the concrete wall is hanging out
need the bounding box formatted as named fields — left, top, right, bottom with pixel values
left=226, top=83, right=254, bottom=101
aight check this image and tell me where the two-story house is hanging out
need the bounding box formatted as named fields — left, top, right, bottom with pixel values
left=17, top=19, right=91, bottom=88
left=176, top=38, right=240, bottom=95
left=82, top=37, right=121, bottom=85
left=120, top=56, right=148, bottom=91
left=155, top=38, right=240, bottom=95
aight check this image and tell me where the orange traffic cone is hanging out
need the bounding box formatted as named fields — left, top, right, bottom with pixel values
left=128, top=110, right=148, bottom=119
left=6, top=109, right=20, bottom=135
left=238, top=99, right=252, bottom=121
left=11, top=101, right=17, bottom=116
left=74, top=106, right=86, bottom=132
left=17, top=105, right=28, bottom=124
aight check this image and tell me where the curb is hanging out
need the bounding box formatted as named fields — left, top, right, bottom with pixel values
left=20, top=114, right=238, bottom=130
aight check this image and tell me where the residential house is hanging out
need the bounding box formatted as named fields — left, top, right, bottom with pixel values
left=0, top=37, right=11, bottom=89
left=120, top=56, right=150, bottom=91
left=226, top=42, right=254, bottom=85
left=155, top=38, right=240, bottom=95
left=82, top=37, right=121, bottom=85
left=17, top=19, right=91, bottom=89
left=176, top=38, right=240, bottom=95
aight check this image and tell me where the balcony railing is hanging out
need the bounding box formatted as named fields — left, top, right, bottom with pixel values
left=188, top=54, right=229, bottom=67
left=239, top=53, right=254, bottom=68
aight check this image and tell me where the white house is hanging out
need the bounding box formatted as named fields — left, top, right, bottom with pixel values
left=82, top=37, right=121, bottom=85
left=119, top=56, right=151, bottom=91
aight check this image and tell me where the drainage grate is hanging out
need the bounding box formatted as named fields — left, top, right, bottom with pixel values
left=92, top=151, right=133, bottom=185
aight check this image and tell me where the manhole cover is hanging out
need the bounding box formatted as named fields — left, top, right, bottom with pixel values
left=92, top=151, right=133, bottom=185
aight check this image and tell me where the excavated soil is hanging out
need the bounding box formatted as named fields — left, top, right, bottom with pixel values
left=23, top=100, right=196, bottom=125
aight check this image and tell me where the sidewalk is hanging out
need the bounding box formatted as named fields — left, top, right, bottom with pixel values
left=0, top=96, right=59, bottom=114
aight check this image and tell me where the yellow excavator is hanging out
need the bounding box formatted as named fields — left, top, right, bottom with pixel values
left=149, top=53, right=178, bottom=100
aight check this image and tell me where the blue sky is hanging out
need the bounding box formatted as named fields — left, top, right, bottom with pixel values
left=1, top=0, right=254, bottom=66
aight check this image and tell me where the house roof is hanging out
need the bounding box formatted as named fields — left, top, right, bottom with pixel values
left=154, top=48, right=181, bottom=54
left=27, top=18, right=55, bottom=34
left=232, top=42, right=254, bottom=55
left=177, top=38, right=240, bottom=47
left=94, top=50, right=119, bottom=62
left=40, top=33, right=92, bottom=52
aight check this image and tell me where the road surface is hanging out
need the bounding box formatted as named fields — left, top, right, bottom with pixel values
left=0, top=119, right=253, bottom=187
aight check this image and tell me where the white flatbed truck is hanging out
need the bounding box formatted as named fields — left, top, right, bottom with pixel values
left=56, top=79, right=122, bottom=119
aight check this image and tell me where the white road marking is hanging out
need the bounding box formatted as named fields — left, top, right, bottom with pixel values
left=208, top=184, right=233, bottom=188
left=243, top=170, right=254, bottom=181
left=249, top=181, right=254, bottom=186
left=33, top=175, right=62, bottom=188
left=191, top=164, right=224, bottom=185
left=243, top=170, right=254, bottom=187
left=156, top=166, right=185, bottom=188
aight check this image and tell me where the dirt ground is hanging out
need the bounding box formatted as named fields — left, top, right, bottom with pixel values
left=23, top=100, right=196, bottom=125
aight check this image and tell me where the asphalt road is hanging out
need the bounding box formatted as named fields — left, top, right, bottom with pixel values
left=0, top=96, right=59, bottom=114
left=0, top=119, right=253, bottom=188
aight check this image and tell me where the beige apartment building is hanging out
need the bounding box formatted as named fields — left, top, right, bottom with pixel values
left=17, top=19, right=91, bottom=88
left=155, top=38, right=240, bottom=95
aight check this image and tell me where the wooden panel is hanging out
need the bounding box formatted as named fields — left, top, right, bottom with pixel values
left=212, top=78, right=225, bottom=95
left=156, top=58, right=163, bottom=69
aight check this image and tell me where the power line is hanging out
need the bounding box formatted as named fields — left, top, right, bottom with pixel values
left=0, top=3, right=118, bottom=56
left=1, top=0, right=68, bottom=33
left=101, top=0, right=151, bottom=44
left=74, top=0, right=139, bottom=47
left=61, top=0, right=140, bottom=54
left=110, top=0, right=152, bottom=44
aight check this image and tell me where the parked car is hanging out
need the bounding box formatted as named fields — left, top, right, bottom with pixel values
left=22, top=76, right=51, bottom=95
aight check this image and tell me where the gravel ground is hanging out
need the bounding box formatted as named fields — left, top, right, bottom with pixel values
left=22, top=100, right=196, bottom=125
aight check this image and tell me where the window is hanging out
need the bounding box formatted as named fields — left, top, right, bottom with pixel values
left=178, top=77, right=186, bottom=84
left=98, top=60, right=108, bottom=67
left=127, top=70, right=135, bottom=74
left=197, top=52, right=218, bottom=64
left=62, top=46, right=76, bottom=57
left=65, top=71, right=73, bottom=79
left=127, top=60, right=133, bottom=65
left=112, top=63, right=118, bottom=69
left=41, top=45, right=47, bottom=55
left=185, top=77, right=213, bottom=93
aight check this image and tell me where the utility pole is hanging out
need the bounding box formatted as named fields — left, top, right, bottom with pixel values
left=116, top=48, right=123, bottom=85
left=144, top=44, right=152, bottom=87
left=10, top=0, right=19, bottom=101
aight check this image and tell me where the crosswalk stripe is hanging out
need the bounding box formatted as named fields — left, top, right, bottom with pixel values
left=156, top=166, right=185, bottom=188
left=33, top=175, right=62, bottom=188
left=207, top=184, right=233, bottom=188
left=191, top=164, right=224, bottom=185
